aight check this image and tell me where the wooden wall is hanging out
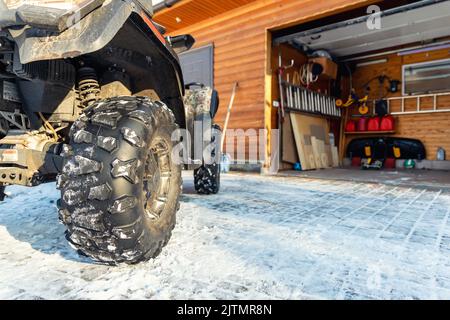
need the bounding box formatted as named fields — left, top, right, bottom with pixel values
left=346, top=47, right=450, bottom=160
left=155, top=0, right=378, bottom=163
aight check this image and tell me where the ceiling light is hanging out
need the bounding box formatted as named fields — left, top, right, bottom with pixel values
left=356, top=59, right=388, bottom=67
left=398, top=44, right=450, bottom=56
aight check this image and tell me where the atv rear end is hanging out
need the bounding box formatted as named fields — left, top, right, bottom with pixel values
left=0, top=0, right=222, bottom=264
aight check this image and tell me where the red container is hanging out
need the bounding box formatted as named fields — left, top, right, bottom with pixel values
left=367, top=117, right=381, bottom=131
left=380, top=115, right=395, bottom=131
left=357, top=117, right=368, bottom=132
left=352, top=157, right=362, bottom=167
left=345, top=120, right=356, bottom=132
left=385, top=158, right=396, bottom=169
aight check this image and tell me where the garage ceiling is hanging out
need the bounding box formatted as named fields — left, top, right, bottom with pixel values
left=274, top=0, right=450, bottom=58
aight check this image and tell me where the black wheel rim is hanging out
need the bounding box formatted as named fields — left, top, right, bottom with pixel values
left=143, top=138, right=171, bottom=221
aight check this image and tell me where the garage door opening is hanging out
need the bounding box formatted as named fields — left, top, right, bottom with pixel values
left=270, top=0, right=450, bottom=173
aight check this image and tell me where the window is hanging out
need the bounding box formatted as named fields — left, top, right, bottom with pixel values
left=403, top=59, right=450, bottom=95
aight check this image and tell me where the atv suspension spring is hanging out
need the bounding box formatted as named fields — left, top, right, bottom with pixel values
left=78, top=67, right=100, bottom=108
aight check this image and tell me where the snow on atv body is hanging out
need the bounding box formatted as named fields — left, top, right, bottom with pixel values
left=0, top=0, right=222, bottom=264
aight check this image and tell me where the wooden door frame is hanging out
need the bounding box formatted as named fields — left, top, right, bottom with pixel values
left=263, top=29, right=273, bottom=170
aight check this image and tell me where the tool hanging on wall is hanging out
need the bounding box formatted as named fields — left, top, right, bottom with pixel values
left=337, top=63, right=392, bottom=115
left=362, top=75, right=401, bottom=95
left=335, top=63, right=370, bottom=113
left=277, top=53, right=294, bottom=121
left=292, top=71, right=301, bottom=86
left=370, top=75, right=400, bottom=116
left=335, top=88, right=369, bottom=115
left=357, top=89, right=370, bottom=115
left=300, top=62, right=323, bottom=87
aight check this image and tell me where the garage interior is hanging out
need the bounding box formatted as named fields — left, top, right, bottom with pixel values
left=271, top=0, right=450, bottom=174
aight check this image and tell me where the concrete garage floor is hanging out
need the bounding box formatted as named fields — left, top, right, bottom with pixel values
left=0, top=170, right=450, bottom=299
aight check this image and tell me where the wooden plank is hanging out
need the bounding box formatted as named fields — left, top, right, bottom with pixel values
left=331, top=146, right=340, bottom=167
left=325, top=144, right=333, bottom=168
left=282, top=113, right=299, bottom=164
left=318, top=140, right=330, bottom=168
left=305, top=145, right=317, bottom=170
left=290, top=113, right=311, bottom=170
left=311, top=137, right=323, bottom=169
left=290, top=113, right=331, bottom=143
left=303, top=135, right=316, bottom=170
left=290, top=113, right=334, bottom=170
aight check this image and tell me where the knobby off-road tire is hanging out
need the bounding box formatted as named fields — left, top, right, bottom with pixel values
left=57, top=97, right=182, bottom=264
left=0, top=185, right=5, bottom=202
left=194, top=124, right=221, bottom=195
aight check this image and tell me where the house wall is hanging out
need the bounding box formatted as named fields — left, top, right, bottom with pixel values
left=346, top=47, right=450, bottom=160
left=155, top=0, right=378, bottom=164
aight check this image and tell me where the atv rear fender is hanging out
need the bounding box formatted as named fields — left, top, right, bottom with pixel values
left=7, top=1, right=134, bottom=64
left=6, top=0, right=188, bottom=128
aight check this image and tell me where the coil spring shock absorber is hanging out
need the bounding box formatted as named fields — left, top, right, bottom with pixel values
left=78, top=67, right=100, bottom=107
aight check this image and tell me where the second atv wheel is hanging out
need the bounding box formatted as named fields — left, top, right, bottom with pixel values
left=194, top=124, right=221, bottom=195
left=58, top=97, right=182, bottom=264
left=0, top=185, right=5, bottom=202
left=194, top=163, right=220, bottom=195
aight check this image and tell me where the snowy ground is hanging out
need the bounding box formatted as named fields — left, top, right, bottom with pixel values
left=1, top=172, right=450, bottom=300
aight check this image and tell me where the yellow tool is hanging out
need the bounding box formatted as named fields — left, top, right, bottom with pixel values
left=336, top=89, right=369, bottom=115
left=393, top=146, right=401, bottom=158
left=365, top=145, right=372, bottom=157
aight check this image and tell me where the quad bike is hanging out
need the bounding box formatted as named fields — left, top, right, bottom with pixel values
left=0, top=0, right=222, bottom=264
